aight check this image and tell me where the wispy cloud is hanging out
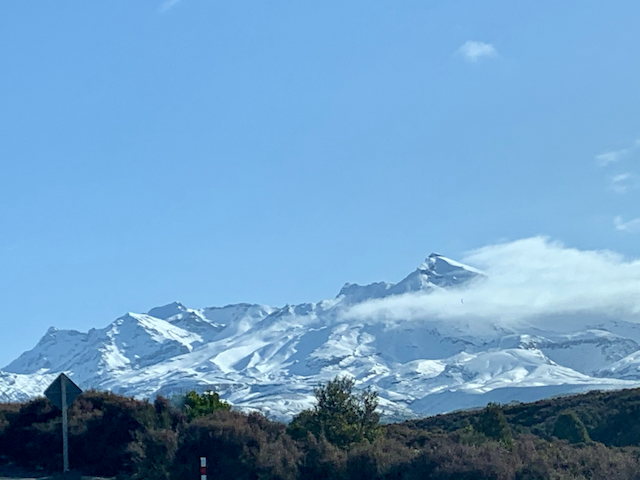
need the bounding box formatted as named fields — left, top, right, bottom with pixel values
left=457, top=41, right=497, bottom=62
left=614, top=216, right=640, bottom=233
left=343, top=237, right=640, bottom=330
left=610, top=173, right=640, bottom=195
left=595, top=149, right=628, bottom=167
left=160, top=0, right=182, bottom=12
left=595, top=137, right=640, bottom=167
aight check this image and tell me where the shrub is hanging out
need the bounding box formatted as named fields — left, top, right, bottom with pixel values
left=0, top=403, right=21, bottom=463
left=182, top=390, right=231, bottom=421
left=552, top=410, right=590, bottom=444
left=67, top=391, right=157, bottom=476
left=128, top=428, right=178, bottom=480
left=298, top=432, right=347, bottom=480
left=288, top=376, right=381, bottom=449
left=475, top=403, right=512, bottom=444
left=1, top=398, right=62, bottom=471
left=171, top=410, right=300, bottom=480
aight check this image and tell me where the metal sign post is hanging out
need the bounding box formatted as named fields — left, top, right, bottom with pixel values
left=61, top=378, right=69, bottom=472
left=44, top=373, right=82, bottom=473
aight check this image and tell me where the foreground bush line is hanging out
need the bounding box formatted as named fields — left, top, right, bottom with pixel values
left=3, top=382, right=640, bottom=479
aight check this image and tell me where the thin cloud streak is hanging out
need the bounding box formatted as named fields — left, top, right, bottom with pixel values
left=596, top=149, right=628, bottom=167
left=457, top=41, right=497, bottom=62
left=610, top=173, right=640, bottom=195
left=344, top=237, right=640, bottom=329
left=615, top=216, right=640, bottom=233
left=160, top=0, right=182, bottom=12
left=595, top=137, right=640, bottom=167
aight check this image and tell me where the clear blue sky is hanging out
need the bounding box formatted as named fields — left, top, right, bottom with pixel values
left=1, top=1, right=639, bottom=367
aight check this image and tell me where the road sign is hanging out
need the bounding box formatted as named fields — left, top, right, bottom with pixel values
left=44, top=373, right=82, bottom=410
left=44, top=373, right=82, bottom=472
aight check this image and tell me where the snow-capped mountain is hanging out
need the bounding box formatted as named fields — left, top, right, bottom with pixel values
left=2, top=253, right=640, bottom=421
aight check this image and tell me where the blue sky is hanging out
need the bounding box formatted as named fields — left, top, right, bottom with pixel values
left=1, top=1, right=639, bottom=367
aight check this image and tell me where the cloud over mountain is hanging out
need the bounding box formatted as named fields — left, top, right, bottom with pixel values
left=2, top=237, right=640, bottom=420
left=346, top=237, right=640, bottom=327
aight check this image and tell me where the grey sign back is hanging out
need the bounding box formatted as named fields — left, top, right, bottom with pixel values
left=44, top=373, right=82, bottom=410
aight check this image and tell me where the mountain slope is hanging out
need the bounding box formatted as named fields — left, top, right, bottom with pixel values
left=2, top=253, right=639, bottom=421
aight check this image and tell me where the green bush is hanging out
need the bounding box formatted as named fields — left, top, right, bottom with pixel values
left=182, top=390, right=231, bottom=421
left=474, top=403, right=512, bottom=444
left=552, top=410, right=590, bottom=444
left=288, top=376, right=381, bottom=449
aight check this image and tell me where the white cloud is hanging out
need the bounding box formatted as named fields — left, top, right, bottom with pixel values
left=595, top=149, right=628, bottom=167
left=610, top=172, right=640, bottom=194
left=614, top=216, right=640, bottom=233
left=343, top=237, right=640, bottom=330
left=160, top=0, right=182, bottom=12
left=457, top=41, right=497, bottom=62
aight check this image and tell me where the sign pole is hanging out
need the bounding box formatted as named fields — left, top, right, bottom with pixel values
left=200, top=456, right=207, bottom=480
left=44, top=373, right=82, bottom=475
left=61, top=378, right=69, bottom=473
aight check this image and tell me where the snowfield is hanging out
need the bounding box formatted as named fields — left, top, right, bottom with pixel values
left=2, top=252, right=640, bottom=421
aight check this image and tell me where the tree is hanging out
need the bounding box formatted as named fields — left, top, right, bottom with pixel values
left=288, top=376, right=381, bottom=449
left=552, top=410, right=590, bottom=444
left=182, top=390, right=231, bottom=421
left=475, top=403, right=512, bottom=444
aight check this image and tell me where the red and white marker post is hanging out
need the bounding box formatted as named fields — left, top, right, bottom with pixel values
left=200, top=457, right=207, bottom=480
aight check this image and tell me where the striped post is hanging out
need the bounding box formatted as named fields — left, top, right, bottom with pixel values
left=200, top=457, right=207, bottom=480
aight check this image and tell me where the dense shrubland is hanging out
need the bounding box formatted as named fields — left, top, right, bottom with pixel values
left=3, top=381, right=640, bottom=479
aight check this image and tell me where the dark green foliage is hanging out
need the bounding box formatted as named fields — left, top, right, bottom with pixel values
left=552, top=410, right=590, bottom=444
left=475, top=403, right=512, bottom=443
left=404, top=386, right=640, bottom=447
left=182, top=389, right=231, bottom=420
left=288, top=376, right=381, bottom=449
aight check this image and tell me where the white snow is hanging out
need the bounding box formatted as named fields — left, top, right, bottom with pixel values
left=2, top=251, right=640, bottom=421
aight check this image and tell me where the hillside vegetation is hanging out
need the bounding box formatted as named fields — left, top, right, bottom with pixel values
left=3, top=381, right=640, bottom=479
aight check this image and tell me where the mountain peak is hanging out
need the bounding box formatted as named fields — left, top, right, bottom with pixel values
left=419, top=254, right=484, bottom=276
left=147, top=302, right=188, bottom=320
left=384, top=253, right=486, bottom=293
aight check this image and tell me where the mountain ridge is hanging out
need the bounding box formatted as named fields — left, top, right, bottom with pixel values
left=2, top=253, right=639, bottom=420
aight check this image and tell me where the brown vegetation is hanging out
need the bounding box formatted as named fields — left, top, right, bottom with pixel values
left=3, top=383, right=640, bottom=479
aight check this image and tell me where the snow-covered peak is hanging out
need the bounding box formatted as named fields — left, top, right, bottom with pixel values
left=420, top=253, right=484, bottom=275
left=3, top=251, right=640, bottom=422
left=147, top=301, right=188, bottom=320
left=412, top=253, right=485, bottom=288
left=337, top=254, right=483, bottom=303
left=108, top=312, right=197, bottom=340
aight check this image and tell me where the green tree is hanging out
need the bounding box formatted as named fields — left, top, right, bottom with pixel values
left=288, top=376, right=381, bottom=449
left=475, top=403, right=512, bottom=444
left=182, top=390, right=231, bottom=420
left=552, top=410, right=590, bottom=444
